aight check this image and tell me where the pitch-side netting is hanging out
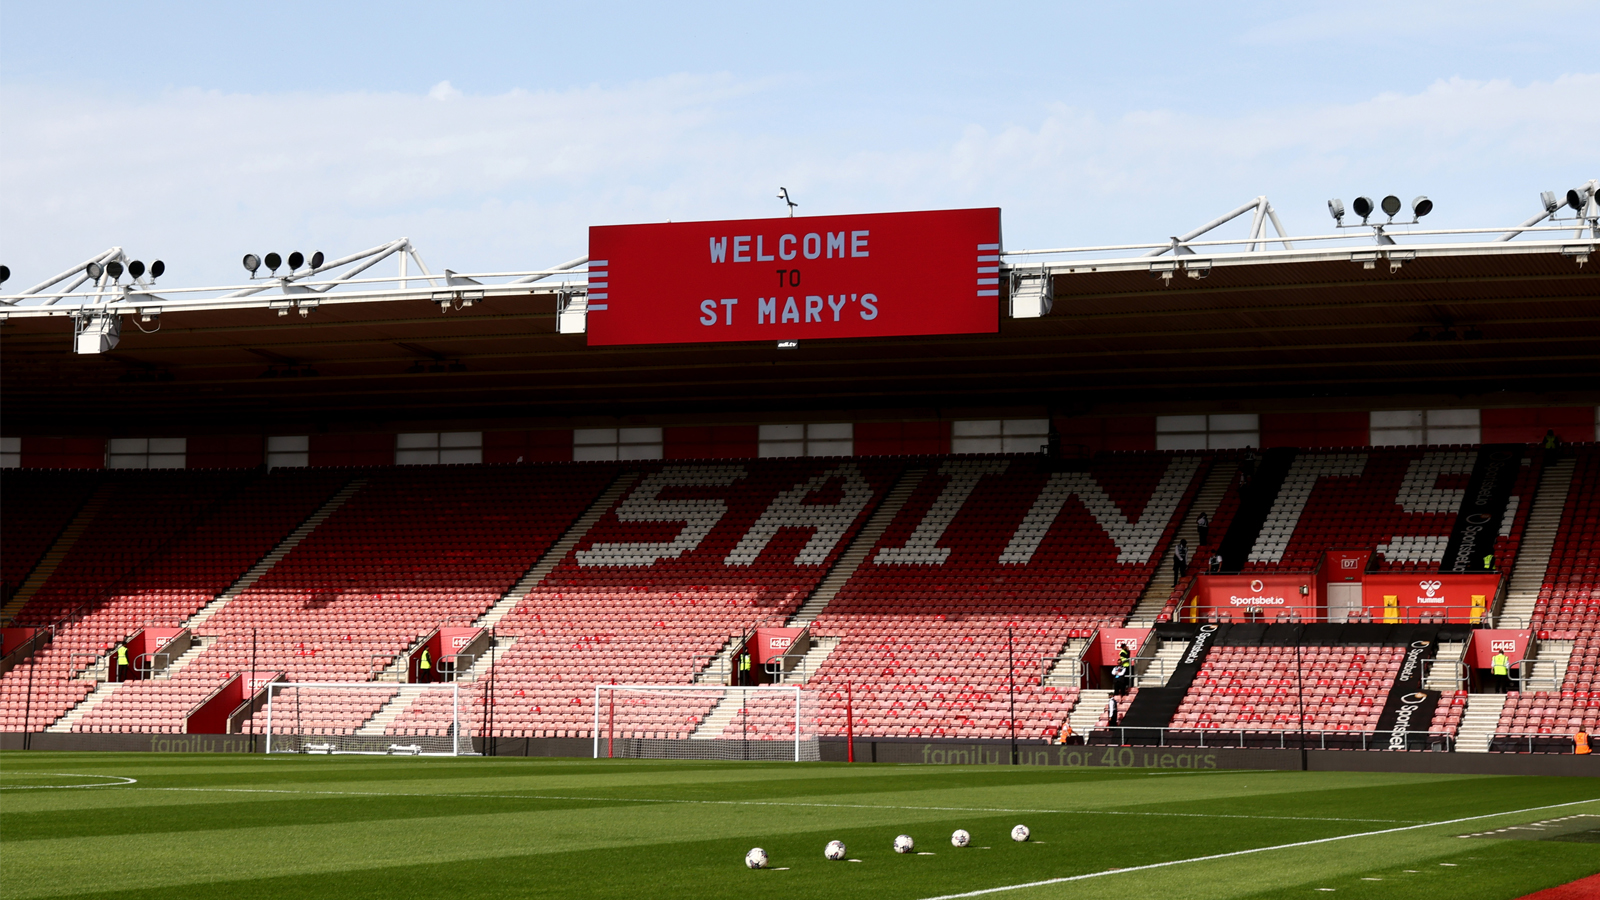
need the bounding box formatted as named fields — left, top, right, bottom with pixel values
left=263, top=682, right=473, bottom=756
left=593, top=685, right=819, bottom=761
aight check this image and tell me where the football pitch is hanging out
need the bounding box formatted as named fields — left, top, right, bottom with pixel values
left=2, top=752, right=1597, bottom=900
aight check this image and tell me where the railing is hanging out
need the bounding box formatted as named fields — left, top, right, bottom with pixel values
left=1515, top=659, right=1564, bottom=693
left=133, top=652, right=170, bottom=680
left=1088, top=725, right=1456, bottom=752
left=1132, top=659, right=1167, bottom=688
left=440, top=653, right=476, bottom=683
left=1488, top=731, right=1580, bottom=754
left=1422, top=657, right=1469, bottom=692
left=69, top=651, right=108, bottom=682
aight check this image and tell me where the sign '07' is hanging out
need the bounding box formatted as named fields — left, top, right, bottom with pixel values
left=585, top=208, right=1002, bottom=346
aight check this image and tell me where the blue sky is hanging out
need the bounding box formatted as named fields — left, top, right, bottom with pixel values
left=2, top=1, right=1595, bottom=289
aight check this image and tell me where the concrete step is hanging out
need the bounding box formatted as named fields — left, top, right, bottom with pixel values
left=186, top=477, right=367, bottom=632
left=476, top=472, right=640, bottom=629
left=1498, top=459, right=1574, bottom=628
left=1455, top=694, right=1507, bottom=752
left=1065, top=689, right=1113, bottom=740
left=782, top=636, right=841, bottom=684
left=46, top=681, right=123, bottom=733
left=1130, top=461, right=1236, bottom=623
left=786, top=468, right=926, bottom=627
left=1042, top=638, right=1089, bottom=687
left=691, top=690, right=745, bottom=739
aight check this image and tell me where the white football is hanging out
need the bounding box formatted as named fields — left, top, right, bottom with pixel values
left=951, top=829, right=971, bottom=847
left=894, top=834, right=915, bottom=853
left=1011, top=824, right=1030, bottom=842
left=825, top=840, right=848, bottom=860
left=745, top=847, right=768, bottom=869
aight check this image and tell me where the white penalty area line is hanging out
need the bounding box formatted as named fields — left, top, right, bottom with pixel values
left=0, top=773, right=138, bottom=789
left=137, top=785, right=1409, bottom=824
left=918, top=797, right=1600, bottom=900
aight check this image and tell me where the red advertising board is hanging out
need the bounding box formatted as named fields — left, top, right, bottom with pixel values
left=586, top=208, right=1002, bottom=346
left=1095, top=628, right=1150, bottom=666
left=1362, top=573, right=1500, bottom=623
left=1469, top=630, right=1531, bottom=668
left=751, top=628, right=806, bottom=665
left=1189, top=574, right=1318, bottom=622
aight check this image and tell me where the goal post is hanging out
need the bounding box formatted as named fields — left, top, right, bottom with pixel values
left=262, top=682, right=473, bottom=756
left=593, top=684, right=819, bottom=762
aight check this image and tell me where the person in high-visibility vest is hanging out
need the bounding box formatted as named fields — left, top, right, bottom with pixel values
left=418, top=649, right=432, bottom=683
left=1576, top=729, right=1591, bottom=755
left=114, top=643, right=130, bottom=683
left=738, top=652, right=752, bottom=686
left=1057, top=722, right=1074, bottom=745
left=1491, top=650, right=1510, bottom=694
left=1482, top=554, right=1494, bottom=571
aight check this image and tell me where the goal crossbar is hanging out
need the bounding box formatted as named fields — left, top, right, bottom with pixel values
left=593, top=684, right=818, bottom=762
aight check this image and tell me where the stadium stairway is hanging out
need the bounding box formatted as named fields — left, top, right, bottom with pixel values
left=474, top=471, right=641, bottom=630
left=183, top=477, right=368, bottom=631
left=1456, top=694, right=1507, bottom=752
left=0, top=483, right=113, bottom=624
left=1129, top=460, right=1236, bottom=623
left=784, top=468, right=926, bottom=628
left=1065, top=688, right=1112, bottom=739
left=691, top=692, right=743, bottom=739
left=780, top=635, right=841, bottom=684
left=1140, top=638, right=1189, bottom=688
left=1217, top=449, right=1297, bottom=572
left=1500, top=458, right=1576, bottom=628
left=1041, top=636, right=1090, bottom=688
left=1424, top=641, right=1469, bottom=692
left=46, top=681, right=121, bottom=733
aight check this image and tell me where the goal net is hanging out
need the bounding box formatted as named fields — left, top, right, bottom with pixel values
left=594, top=684, right=819, bottom=762
left=262, top=682, right=473, bottom=756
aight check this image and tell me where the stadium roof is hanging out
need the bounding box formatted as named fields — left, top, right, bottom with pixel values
left=3, top=201, right=1596, bottom=434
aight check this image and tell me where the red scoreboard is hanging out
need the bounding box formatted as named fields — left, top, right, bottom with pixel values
left=585, top=207, right=1001, bottom=346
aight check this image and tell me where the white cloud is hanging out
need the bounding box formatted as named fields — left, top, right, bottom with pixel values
left=1, top=72, right=1595, bottom=291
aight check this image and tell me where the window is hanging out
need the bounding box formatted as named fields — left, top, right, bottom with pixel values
left=107, top=438, right=186, bottom=469
left=266, top=436, right=309, bottom=470
left=0, top=437, right=18, bottom=468
left=1156, top=414, right=1259, bottom=450
left=395, top=432, right=483, bottom=465
left=758, top=423, right=853, bottom=457
left=1370, top=410, right=1480, bottom=446
left=951, top=419, right=1049, bottom=454
left=573, top=427, right=662, bottom=461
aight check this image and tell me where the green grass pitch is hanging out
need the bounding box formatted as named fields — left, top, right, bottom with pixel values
left=2, top=752, right=1597, bottom=900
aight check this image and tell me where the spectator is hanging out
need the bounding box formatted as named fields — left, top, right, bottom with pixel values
left=1577, top=728, right=1591, bottom=755
left=1173, top=538, right=1188, bottom=584
left=418, top=648, right=432, bottom=683
left=1196, top=511, right=1210, bottom=546
left=1209, top=552, right=1223, bottom=574
left=1490, top=649, right=1510, bottom=693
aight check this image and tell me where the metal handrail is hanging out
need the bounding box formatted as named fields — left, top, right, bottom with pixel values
left=1091, top=724, right=1457, bottom=752
left=440, top=653, right=476, bottom=683
left=133, top=652, right=170, bottom=679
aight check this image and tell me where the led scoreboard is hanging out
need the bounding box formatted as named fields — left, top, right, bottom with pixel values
left=585, top=207, right=1001, bottom=346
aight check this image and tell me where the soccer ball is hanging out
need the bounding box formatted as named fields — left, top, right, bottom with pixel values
left=951, top=829, right=971, bottom=847
left=825, top=840, right=848, bottom=860
left=745, top=848, right=768, bottom=869
left=1011, top=824, right=1031, bottom=842
left=894, top=834, right=915, bottom=853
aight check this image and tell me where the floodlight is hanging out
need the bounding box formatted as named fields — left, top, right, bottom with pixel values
left=150, top=260, right=165, bottom=279
left=128, top=260, right=146, bottom=279
left=1327, top=198, right=1345, bottom=223
left=309, top=251, right=325, bottom=269
left=106, top=260, right=124, bottom=280
left=0, top=265, right=8, bottom=285
left=1381, top=195, right=1402, bottom=217
left=264, top=252, right=282, bottom=274
left=288, top=251, right=304, bottom=270
left=1542, top=191, right=1560, bottom=213
left=243, top=254, right=261, bottom=275
left=1569, top=189, right=1589, bottom=211
left=86, top=262, right=104, bottom=280
left=1410, top=196, right=1432, bottom=218
left=1352, top=196, right=1375, bottom=220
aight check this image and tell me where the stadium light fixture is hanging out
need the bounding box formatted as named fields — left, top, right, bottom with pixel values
left=106, top=260, right=124, bottom=281
left=242, top=254, right=261, bottom=277
left=86, top=262, right=104, bottom=281
left=1352, top=196, right=1375, bottom=222
left=264, top=253, right=282, bottom=275
left=1380, top=195, right=1403, bottom=220
left=1185, top=260, right=1212, bottom=280
left=1542, top=191, right=1561, bottom=213
left=1410, top=196, right=1432, bottom=220
left=127, top=260, right=146, bottom=279
left=149, top=260, right=165, bottom=280
left=0, top=265, right=8, bottom=285
left=309, top=251, right=325, bottom=269
left=1568, top=189, right=1588, bottom=211
left=1327, top=199, right=1345, bottom=224
left=288, top=251, right=305, bottom=271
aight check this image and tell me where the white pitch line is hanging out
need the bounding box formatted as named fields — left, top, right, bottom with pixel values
left=0, top=773, right=138, bottom=789
left=137, top=785, right=1410, bottom=824
left=917, top=797, right=1600, bottom=900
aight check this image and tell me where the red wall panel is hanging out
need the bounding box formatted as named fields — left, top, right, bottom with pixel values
left=187, top=435, right=264, bottom=469
left=855, top=421, right=949, bottom=457
left=664, top=425, right=758, bottom=459
left=482, top=430, right=573, bottom=464
left=308, top=433, right=393, bottom=468
left=1481, top=407, right=1596, bottom=444
left=1260, top=411, right=1369, bottom=449
left=1054, top=416, right=1156, bottom=454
